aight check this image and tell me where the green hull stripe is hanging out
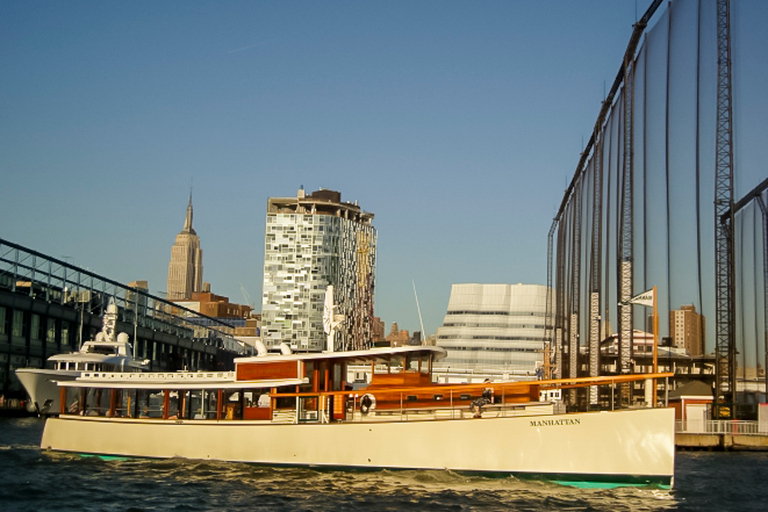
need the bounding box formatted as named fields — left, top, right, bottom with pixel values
left=65, top=451, right=671, bottom=488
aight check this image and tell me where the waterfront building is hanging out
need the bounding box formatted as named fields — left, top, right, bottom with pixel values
left=385, top=323, right=420, bottom=347
left=126, top=280, right=149, bottom=317
left=261, top=187, right=376, bottom=352
left=599, top=329, right=716, bottom=408
left=371, top=316, right=385, bottom=345
left=434, top=283, right=549, bottom=381
left=174, top=288, right=253, bottom=328
left=670, top=305, right=705, bottom=356
left=166, top=192, right=203, bottom=301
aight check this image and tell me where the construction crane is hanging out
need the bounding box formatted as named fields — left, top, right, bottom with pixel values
left=239, top=283, right=254, bottom=309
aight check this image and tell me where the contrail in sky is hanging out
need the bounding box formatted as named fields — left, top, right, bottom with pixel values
left=228, top=35, right=289, bottom=53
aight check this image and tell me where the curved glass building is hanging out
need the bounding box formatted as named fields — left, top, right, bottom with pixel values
left=435, top=283, right=550, bottom=381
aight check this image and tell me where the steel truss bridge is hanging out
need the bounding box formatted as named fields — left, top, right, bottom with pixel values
left=0, top=237, right=249, bottom=398
left=546, top=0, right=767, bottom=419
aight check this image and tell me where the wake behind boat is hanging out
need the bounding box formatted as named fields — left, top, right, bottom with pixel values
left=40, top=345, right=675, bottom=487
left=16, top=302, right=148, bottom=416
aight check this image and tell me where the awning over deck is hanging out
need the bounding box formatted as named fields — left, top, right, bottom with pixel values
left=234, top=345, right=447, bottom=366
left=59, top=371, right=308, bottom=390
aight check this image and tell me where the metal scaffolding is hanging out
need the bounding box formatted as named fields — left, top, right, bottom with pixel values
left=713, top=0, right=736, bottom=419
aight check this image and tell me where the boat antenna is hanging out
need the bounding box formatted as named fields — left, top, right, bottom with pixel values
left=412, top=280, right=426, bottom=342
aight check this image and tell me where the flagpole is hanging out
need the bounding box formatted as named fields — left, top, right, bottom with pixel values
left=652, top=285, right=659, bottom=407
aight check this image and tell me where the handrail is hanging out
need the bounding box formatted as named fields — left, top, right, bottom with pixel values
left=270, top=372, right=675, bottom=400
left=676, top=419, right=767, bottom=436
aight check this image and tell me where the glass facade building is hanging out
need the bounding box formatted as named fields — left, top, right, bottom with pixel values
left=435, top=283, right=550, bottom=378
left=261, top=188, right=376, bottom=352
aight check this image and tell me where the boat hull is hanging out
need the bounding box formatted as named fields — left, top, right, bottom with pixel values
left=41, top=407, right=675, bottom=486
left=15, top=369, right=79, bottom=415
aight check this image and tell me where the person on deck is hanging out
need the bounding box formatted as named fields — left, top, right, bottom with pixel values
left=470, top=379, right=494, bottom=418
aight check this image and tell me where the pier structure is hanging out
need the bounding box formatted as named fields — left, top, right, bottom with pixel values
left=0, top=237, right=248, bottom=400
left=546, top=0, right=768, bottom=419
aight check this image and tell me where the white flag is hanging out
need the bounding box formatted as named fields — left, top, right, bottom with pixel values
left=323, top=285, right=334, bottom=334
left=628, top=288, right=654, bottom=307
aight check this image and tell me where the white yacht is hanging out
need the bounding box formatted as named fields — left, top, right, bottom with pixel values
left=40, top=345, right=675, bottom=487
left=16, top=302, right=149, bottom=416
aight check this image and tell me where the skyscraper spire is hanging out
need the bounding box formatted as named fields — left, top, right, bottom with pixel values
left=182, top=187, right=195, bottom=234
left=167, top=188, right=203, bottom=301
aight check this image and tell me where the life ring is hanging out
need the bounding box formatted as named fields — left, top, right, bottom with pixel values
left=360, top=394, right=376, bottom=415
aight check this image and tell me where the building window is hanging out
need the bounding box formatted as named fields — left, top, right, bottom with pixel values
left=12, top=310, right=24, bottom=338
left=47, top=318, right=56, bottom=344
left=61, top=322, right=70, bottom=347
left=31, top=314, right=41, bottom=341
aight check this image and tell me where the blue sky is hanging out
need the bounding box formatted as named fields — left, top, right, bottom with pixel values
left=2, top=1, right=765, bottom=337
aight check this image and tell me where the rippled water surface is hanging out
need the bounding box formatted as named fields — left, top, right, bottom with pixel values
left=1, top=417, right=766, bottom=511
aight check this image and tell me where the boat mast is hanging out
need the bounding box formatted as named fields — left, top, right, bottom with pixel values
left=412, top=280, right=426, bottom=342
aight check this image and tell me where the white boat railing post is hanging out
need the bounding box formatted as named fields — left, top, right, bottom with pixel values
left=502, top=387, right=505, bottom=417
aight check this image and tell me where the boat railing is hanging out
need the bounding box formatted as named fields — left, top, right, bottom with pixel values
left=266, top=389, right=560, bottom=425
left=80, top=371, right=236, bottom=382
left=349, top=401, right=558, bottom=423
left=58, top=371, right=672, bottom=424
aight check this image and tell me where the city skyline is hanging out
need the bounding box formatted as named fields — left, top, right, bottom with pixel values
left=2, top=1, right=767, bottom=337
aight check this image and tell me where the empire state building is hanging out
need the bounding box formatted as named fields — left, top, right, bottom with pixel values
left=166, top=193, right=203, bottom=300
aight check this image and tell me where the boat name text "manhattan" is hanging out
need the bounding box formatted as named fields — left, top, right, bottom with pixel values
left=529, top=418, right=581, bottom=427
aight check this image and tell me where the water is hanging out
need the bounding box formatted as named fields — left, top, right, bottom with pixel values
left=1, top=417, right=766, bottom=511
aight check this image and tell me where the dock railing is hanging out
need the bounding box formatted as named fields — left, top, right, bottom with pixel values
left=676, top=419, right=765, bottom=436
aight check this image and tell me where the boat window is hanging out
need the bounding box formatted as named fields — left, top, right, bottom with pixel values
left=89, top=345, right=119, bottom=355
left=274, top=395, right=296, bottom=410
left=136, top=390, right=163, bottom=418
left=63, top=388, right=81, bottom=415
left=300, top=361, right=315, bottom=392
left=223, top=391, right=243, bottom=420
left=298, top=396, right=319, bottom=422
left=204, top=390, right=219, bottom=419
left=387, top=356, right=403, bottom=373
left=167, top=391, right=181, bottom=419
left=84, top=387, right=110, bottom=416
left=333, top=362, right=343, bottom=392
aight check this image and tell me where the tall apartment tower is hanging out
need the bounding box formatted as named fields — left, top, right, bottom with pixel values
left=262, top=187, right=376, bottom=352
left=166, top=192, right=204, bottom=301
left=669, top=305, right=705, bottom=356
